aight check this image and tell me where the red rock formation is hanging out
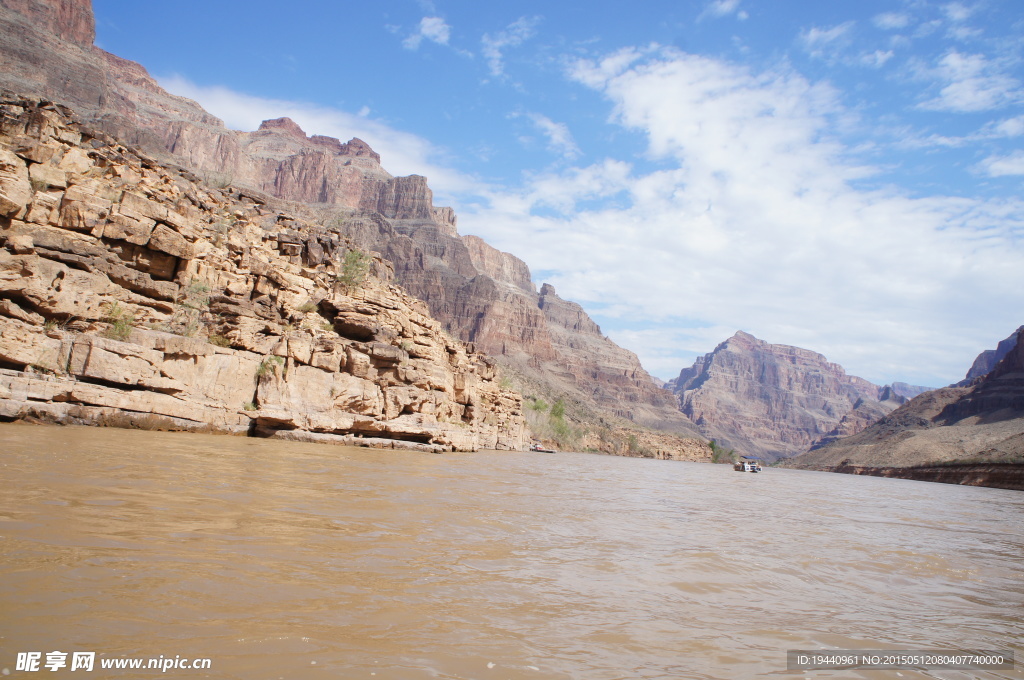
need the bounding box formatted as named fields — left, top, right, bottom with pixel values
left=462, top=235, right=534, bottom=292
left=668, top=331, right=897, bottom=460
left=259, top=117, right=307, bottom=138
left=0, top=0, right=107, bottom=112
left=0, top=0, right=94, bottom=46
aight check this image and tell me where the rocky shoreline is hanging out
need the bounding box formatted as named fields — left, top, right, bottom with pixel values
left=826, top=462, right=1024, bottom=492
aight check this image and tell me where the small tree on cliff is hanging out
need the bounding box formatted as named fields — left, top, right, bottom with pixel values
left=708, top=439, right=736, bottom=464
left=336, top=249, right=372, bottom=294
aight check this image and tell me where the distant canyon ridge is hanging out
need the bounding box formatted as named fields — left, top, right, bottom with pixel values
left=667, top=331, right=931, bottom=461
left=1, top=0, right=1021, bottom=468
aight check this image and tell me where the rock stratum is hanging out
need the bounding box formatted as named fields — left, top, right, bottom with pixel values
left=0, top=0, right=705, bottom=456
left=958, top=325, right=1022, bottom=386
left=667, top=331, right=921, bottom=461
left=0, top=95, right=525, bottom=452
left=786, top=328, right=1024, bottom=473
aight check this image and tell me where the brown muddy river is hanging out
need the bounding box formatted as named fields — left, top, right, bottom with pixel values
left=0, top=423, right=1021, bottom=679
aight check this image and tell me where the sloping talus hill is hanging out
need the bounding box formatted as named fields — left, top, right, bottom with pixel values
left=0, top=0, right=706, bottom=455
left=0, top=95, right=525, bottom=452
left=667, top=331, right=913, bottom=461
left=787, top=327, right=1024, bottom=471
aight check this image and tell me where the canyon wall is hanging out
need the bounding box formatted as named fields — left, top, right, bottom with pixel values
left=0, top=0, right=704, bottom=454
left=0, top=96, right=525, bottom=451
left=958, top=325, right=1022, bottom=385
left=786, top=328, right=1024, bottom=470
left=667, top=331, right=907, bottom=460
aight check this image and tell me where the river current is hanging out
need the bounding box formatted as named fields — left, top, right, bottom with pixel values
left=0, top=423, right=1021, bottom=679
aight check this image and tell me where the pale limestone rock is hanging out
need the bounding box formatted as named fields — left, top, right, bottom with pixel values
left=57, top=146, right=92, bottom=175
left=59, top=181, right=113, bottom=232
left=8, top=232, right=34, bottom=254
left=104, top=211, right=155, bottom=244
left=0, top=299, right=43, bottom=324
left=28, top=162, right=67, bottom=189
left=0, top=148, right=32, bottom=216
left=0, top=317, right=63, bottom=369
left=25, top=190, right=61, bottom=225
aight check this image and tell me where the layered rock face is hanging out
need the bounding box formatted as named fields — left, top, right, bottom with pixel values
left=0, top=0, right=455, bottom=230
left=786, top=328, right=1024, bottom=470
left=1, top=0, right=94, bottom=46
left=667, top=331, right=901, bottom=460
left=958, top=325, right=1022, bottom=385
left=0, top=96, right=525, bottom=451
left=0, top=0, right=700, bottom=449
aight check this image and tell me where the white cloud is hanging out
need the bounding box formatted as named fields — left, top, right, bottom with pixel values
left=157, top=75, right=478, bottom=197
left=403, top=16, right=452, bottom=50
left=458, top=47, right=1024, bottom=385
left=158, top=52, right=1024, bottom=387
left=481, top=17, right=539, bottom=77
left=992, top=115, right=1024, bottom=137
left=942, top=2, right=975, bottom=22
left=799, top=22, right=855, bottom=60
left=525, top=113, right=581, bottom=160
left=914, top=19, right=943, bottom=38
left=919, top=51, right=1021, bottom=112
left=699, top=0, right=743, bottom=21
left=873, top=12, right=910, bottom=30
left=860, top=49, right=894, bottom=68
left=978, top=151, right=1024, bottom=177
left=948, top=25, right=983, bottom=41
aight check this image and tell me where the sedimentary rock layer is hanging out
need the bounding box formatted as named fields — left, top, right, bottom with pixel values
left=0, top=96, right=525, bottom=451
left=786, top=328, right=1024, bottom=470
left=958, top=325, right=1022, bottom=385
left=826, top=463, right=1024, bottom=492
left=668, top=331, right=901, bottom=460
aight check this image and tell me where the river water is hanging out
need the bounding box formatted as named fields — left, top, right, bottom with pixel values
left=0, top=423, right=1021, bottom=680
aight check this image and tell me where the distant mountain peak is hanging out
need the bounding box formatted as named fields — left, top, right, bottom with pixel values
left=258, top=117, right=307, bottom=137
left=958, top=325, right=1023, bottom=386
left=667, top=331, right=895, bottom=460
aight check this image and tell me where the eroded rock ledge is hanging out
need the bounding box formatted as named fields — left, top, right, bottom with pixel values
left=0, top=95, right=525, bottom=452
left=827, top=462, right=1024, bottom=492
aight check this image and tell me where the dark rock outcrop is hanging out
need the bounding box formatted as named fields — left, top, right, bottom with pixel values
left=786, top=328, right=1024, bottom=471
left=829, top=462, right=1024, bottom=492
left=958, top=325, right=1022, bottom=385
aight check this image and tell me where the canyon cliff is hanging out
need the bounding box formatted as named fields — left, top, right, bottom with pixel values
left=667, top=331, right=917, bottom=461
left=0, top=0, right=706, bottom=457
left=785, top=328, right=1024, bottom=478
left=958, top=325, right=1022, bottom=386
left=0, top=95, right=525, bottom=451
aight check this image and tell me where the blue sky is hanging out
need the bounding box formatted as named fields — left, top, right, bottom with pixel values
left=93, top=0, right=1023, bottom=387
